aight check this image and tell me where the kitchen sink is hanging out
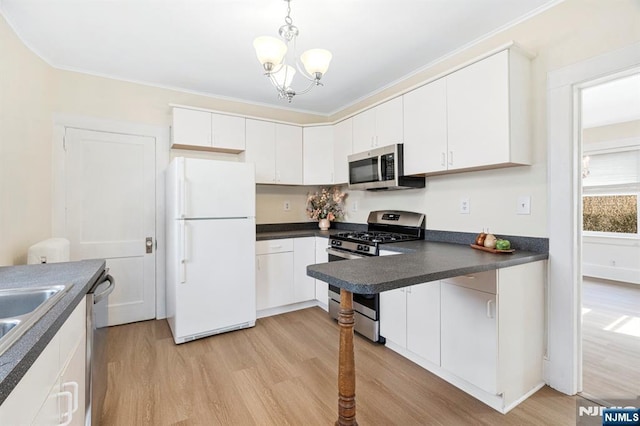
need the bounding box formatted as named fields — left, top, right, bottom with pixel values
left=0, top=319, right=20, bottom=338
left=0, top=284, right=70, bottom=356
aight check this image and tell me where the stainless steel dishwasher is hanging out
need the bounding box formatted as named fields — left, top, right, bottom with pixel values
left=86, top=269, right=115, bottom=426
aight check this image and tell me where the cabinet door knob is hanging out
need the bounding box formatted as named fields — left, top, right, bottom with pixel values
left=448, top=151, right=454, bottom=166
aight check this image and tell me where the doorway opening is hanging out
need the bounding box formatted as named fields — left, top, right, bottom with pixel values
left=578, top=71, right=640, bottom=403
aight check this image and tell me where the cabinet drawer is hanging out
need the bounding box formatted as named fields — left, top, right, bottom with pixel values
left=256, top=239, right=294, bottom=255
left=442, top=270, right=496, bottom=294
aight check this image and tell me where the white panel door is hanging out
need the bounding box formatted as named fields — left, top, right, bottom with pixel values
left=303, top=126, right=334, bottom=185
left=446, top=51, right=510, bottom=170
left=65, top=128, right=156, bottom=325
left=244, top=119, right=276, bottom=183
left=403, top=79, right=448, bottom=175
left=181, top=158, right=255, bottom=218
left=175, top=218, right=255, bottom=338
left=275, top=124, right=303, bottom=184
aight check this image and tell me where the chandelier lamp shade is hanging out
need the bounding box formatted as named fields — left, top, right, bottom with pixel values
left=253, top=0, right=332, bottom=102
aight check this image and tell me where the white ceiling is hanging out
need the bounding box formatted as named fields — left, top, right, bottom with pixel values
left=0, top=0, right=560, bottom=115
left=582, top=73, right=640, bottom=129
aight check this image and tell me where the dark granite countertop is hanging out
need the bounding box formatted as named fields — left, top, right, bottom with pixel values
left=307, top=240, right=548, bottom=294
left=257, top=229, right=338, bottom=240
left=256, top=221, right=366, bottom=241
left=0, top=259, right=105, bottom=404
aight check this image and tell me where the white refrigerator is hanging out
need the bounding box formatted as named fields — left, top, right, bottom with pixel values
left=166, top=157, right=256, bottom=344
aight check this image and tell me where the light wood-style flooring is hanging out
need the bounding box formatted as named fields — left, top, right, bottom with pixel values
left=102, top=307, right=579, bottom=425
left=582, top=277, right=640, bottom=400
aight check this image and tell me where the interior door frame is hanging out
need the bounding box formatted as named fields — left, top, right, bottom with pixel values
left=546, top=41, right=640, bottom=395
left=52, top=113, right=170, bottom=319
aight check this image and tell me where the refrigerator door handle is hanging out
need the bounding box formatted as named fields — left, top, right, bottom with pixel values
left=180, top=221, right=187, bottom=283
left=178, top=177, right=186, bottom=219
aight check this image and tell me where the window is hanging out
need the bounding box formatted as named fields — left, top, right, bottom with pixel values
left=583, top=194, right=637, bottom=233
left=582, top=146, right=640, bottom=236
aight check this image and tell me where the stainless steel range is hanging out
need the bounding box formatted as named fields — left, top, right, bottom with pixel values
left=327, top=210, right=425, bottom=342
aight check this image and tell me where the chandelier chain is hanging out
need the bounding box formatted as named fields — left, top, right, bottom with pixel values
left=284, top=0, right=293, bottom=26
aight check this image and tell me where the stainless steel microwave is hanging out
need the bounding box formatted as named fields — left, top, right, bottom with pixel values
left=348, top=144, right=425, bottom=191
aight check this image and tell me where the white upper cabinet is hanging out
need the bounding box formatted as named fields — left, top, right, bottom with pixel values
left=375, top=96, right=404, bottom=147
left=172, top=107, right=211, bottom=148
left=332, top=118, right=353, bottom=184
left=244, top=119, right=277, bottom=183
left=244, top=120, right=303, bottom=185
left=171, top=107, right=245, bottom=152
left=446, top=48, right=531, bottom=172
left=403, top=78, right=448, bottom=175
left=275, top=124, right=303, bottom=185
left=402, top=48, right=531, bottom=176
left=352, top=97, right=403, bottom=153
left=352, top=107, right=377, bottom=153
left=211, top=113, right=246, bottom=151
left=303, top=126, right=334, bottom=185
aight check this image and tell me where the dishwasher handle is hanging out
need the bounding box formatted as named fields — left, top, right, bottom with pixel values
left=93, top=274, right=115, bottom=304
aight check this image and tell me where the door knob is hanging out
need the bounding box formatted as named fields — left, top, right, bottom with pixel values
left=146, top=237, right=153, bottom=254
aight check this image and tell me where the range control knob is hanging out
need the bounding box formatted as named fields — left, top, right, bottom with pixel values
left=357, top=245, right=363, bottom=251
left=363, top=246, right=370, bottom=252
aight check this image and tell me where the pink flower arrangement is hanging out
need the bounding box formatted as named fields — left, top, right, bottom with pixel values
left=306, top=187, right=347, bottom=221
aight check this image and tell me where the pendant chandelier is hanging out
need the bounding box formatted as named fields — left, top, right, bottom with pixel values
left=253, top=0, right=332, bottom=103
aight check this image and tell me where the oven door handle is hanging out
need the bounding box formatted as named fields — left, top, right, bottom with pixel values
left=326, top=247, right=366, bottom=260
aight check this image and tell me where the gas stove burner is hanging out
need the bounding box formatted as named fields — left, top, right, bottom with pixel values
left=335, top=231, right=413, bottom=244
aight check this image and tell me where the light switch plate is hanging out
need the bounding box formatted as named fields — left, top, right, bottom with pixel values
left=460, top=198, right=470, bottom=214
left=517, top=196, right=531, bottom=215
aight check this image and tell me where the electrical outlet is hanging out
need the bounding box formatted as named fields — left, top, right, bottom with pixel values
left=283, top=200, right=291, bottom=211
left=517, top=196, right=531, bottom=215
left=460, top=198, right=470, bottom=214
left=352, top=200, right=358, bottom=212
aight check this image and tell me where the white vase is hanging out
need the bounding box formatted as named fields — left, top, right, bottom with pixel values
left=318, top=218, right=330, bottom=231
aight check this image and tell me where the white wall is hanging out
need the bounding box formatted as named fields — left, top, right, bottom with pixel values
left=583, top=236, right=640, bottom=284
left=0, top=14, right=54, bottom=265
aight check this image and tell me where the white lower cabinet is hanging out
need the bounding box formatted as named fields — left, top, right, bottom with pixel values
left=381, top=261, right=545, bottom=413
left=0, top=298, right=86, bottom=425
left=256, top=238, right=320, bottom=316
left=380, top=282, right=440, bottom=366
left=314, top=237, right=329, bottom=309
left=441, top=282, right=497, bottom=394
left=256, top=239, right=294, bottom=311
left=293, top=238, right=316, bottom=303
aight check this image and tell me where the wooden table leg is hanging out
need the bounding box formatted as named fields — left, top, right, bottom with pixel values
left=336, top=289, right=358, bottom=426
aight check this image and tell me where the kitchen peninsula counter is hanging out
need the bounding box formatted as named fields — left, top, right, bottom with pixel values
left=307, top=240, right=548, bottom=294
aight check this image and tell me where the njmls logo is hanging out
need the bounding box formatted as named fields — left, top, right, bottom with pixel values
left=579, top=406, right=638, bottom=417
left=579, top=406, right=606, bottom=416
left=577, top=398, right=640, bottom=426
